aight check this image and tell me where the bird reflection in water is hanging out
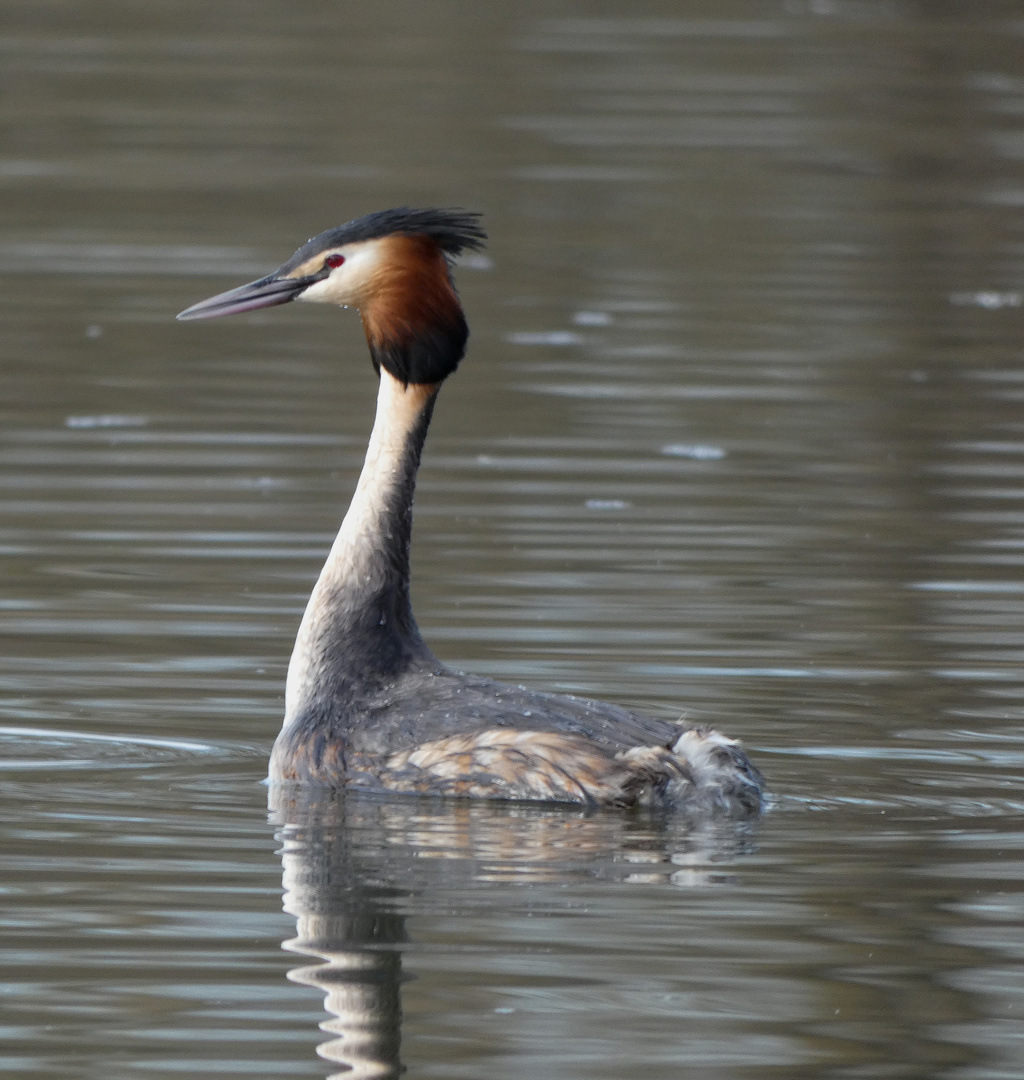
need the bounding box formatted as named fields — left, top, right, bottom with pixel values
left=270, top=787, right=759, bottom=1078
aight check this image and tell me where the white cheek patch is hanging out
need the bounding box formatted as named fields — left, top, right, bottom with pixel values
left=297, top=277, right=334, bottom=304
left=297, top=241, right=387, bottom=307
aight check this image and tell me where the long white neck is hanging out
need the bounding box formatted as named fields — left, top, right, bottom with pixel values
left=283, top=370, right=441, bottom=728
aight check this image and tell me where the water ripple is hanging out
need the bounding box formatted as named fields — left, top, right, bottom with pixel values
left=0, top=725, right=232, bottom=770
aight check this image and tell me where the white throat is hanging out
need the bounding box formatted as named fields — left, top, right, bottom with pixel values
left=283, top=370, right=437, bottom=723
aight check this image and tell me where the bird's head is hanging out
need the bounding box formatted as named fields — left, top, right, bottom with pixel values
left=177, top=207, right=486, bottom=385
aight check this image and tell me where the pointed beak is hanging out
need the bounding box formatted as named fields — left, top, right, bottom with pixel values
left=176, top=271, right=320, bottom=321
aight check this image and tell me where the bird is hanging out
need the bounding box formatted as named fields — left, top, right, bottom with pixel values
left=178, top=207, right=764, bottom=815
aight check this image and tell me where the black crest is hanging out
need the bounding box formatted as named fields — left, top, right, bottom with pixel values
left=279, top=207, right=486, bottom=273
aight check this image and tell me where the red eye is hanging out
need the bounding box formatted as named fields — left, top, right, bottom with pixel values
left=324, top=253, right=345, bottom=269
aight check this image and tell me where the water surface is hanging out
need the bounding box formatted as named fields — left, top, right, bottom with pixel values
left=3, top=1, right=1024, bottom=1077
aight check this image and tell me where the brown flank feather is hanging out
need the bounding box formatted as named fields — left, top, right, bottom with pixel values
left=383, top=730, right=634, bottom=804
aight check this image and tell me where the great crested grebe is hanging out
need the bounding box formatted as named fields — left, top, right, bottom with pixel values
left=178, top=207, right=764, bottom=814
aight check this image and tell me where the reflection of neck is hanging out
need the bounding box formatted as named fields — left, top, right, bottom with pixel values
left=284, top=370, right=441, bottom=726
left=281, top=821, right=407, bottom=1080
left=284, top=916, right=405, bottom=1080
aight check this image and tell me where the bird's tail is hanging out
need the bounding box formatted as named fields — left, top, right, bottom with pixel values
left=619, top=726, right=765, bottom=816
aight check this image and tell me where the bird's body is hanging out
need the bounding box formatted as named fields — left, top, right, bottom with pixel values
left=178, top=207, right=764, bottom=815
